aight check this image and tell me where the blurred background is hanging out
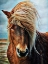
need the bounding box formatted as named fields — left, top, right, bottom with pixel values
left=0, top=0, right=48, bottom=39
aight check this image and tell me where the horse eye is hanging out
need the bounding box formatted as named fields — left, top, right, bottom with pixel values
left=11, top=25, right=16, bottom=29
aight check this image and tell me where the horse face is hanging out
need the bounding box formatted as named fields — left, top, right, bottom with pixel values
left=10, top=25, right=30, bottom=57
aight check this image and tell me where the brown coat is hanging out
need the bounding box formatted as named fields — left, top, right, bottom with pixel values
left=7, top=31, right=48, bottom=64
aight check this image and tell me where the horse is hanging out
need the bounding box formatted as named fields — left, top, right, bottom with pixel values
left=2, top=1, right=48, bottom=64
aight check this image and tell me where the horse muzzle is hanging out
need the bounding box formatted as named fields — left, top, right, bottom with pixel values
left=16, top=48, right=29, bottom=57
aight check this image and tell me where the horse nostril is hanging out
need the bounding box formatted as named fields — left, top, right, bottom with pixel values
left=16, top=48, right=20, bottom=53
left=26, top=49, right=28, bottom=53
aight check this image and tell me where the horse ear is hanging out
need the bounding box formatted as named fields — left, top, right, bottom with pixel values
left=2, top=10, right=11, bottom=18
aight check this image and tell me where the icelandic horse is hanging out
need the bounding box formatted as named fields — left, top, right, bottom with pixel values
left=2, top=0, right=48, bottom=64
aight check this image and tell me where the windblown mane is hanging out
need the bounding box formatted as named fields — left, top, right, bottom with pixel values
left=9, top=1, right=38, bottom=51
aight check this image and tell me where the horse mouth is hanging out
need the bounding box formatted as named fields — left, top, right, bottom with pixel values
left=16, top=48, right=28, bottom=57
